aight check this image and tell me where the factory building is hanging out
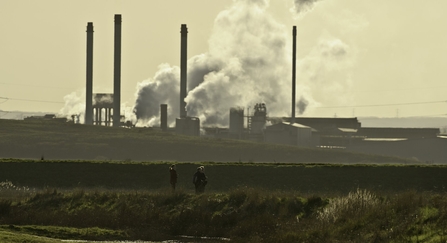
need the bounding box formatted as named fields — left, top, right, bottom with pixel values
left=248, top=103, right=267, bottom=142
left=229, top=107, right=244, bottom=139
left=264, top=122, right=319, bottom=147
left=175, top=117, right=200, bottom=136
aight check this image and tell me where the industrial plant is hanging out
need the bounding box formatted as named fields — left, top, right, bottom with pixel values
left=22, top=14, right=444, bottom=163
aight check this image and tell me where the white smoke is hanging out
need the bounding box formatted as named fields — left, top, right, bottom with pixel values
left=59, top=91, right=85, bottom=122
left=133, top=63, right=180, bottom=126
left=290, top=0, right=323, bottom=18
left=134, top=0, right=294, bottom=127
left=56, top=0, right=357, bottom=127
left=298, top=35, right=356, bottom=111
left=59, top=90, right=136, bottom=125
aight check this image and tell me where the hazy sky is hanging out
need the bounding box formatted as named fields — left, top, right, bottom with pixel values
left=1, top=0, right=447, bottom=124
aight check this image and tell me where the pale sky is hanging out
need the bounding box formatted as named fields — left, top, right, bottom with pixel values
left=1, top=0, right=447, bottom=123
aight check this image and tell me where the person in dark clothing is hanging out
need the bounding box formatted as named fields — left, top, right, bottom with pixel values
left=192, top=166, right=207, bottom=194
left=169, top=164, right=177, bottom=192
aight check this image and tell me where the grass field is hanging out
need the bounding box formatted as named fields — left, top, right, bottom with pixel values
left=0, top=118, right=418, bottom=163
left=1, top=159, right=446, bottom=195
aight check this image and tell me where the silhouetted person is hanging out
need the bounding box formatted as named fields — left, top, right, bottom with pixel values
left=169, top=165, right=177, bottom=192
left=193, top=166, right=207, bottom=194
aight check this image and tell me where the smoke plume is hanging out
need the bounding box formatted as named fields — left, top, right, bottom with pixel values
left=134, top=0, right=292, bottom=127
left=297, top=96, right=308, bottom=115
left=131, top=0, right=357, bottom=127
left=290, top=0, right=323, bottom=17
left=133, top=64, right=180, bottom=126
left=59, top=91, right=85, bottom=122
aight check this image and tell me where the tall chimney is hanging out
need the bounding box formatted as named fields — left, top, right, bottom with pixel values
left=291, top=26, right=297, bottom=124
left=160, top=104, right=168, bottom=131
left=180, top=24, right=188, bottom=118
left=85, top=22, right=94, bottom=125
left=113, top=14, right=122, bottom=127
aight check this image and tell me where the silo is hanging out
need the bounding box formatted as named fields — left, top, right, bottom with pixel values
left=229, top=107, right=244, bottom=138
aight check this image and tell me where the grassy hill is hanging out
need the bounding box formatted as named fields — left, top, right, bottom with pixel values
left=0, top=119, right=417, bottom=163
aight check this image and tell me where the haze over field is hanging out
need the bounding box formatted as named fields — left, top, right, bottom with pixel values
left=1, top=0, right=447, bottom=126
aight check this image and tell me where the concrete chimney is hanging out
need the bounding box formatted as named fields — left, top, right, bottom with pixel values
left=85, top=22, right=94, bottom=125
left=180, top=24, right=188, bottom=118
left=160, top=104, right=168, bottom=131
left=291, top=26, right=297, bottom=124
left=113, top=14, right=122, bottom=127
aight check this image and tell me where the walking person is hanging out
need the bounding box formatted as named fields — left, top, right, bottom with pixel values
left=192, top=166, right=207, bottom=194
left=169, top=164, right=177, bottom=192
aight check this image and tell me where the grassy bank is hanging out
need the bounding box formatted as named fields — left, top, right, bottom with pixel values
left=1, top=160, right=447, bottom=242
left=1, top=187, right=447, bottom=242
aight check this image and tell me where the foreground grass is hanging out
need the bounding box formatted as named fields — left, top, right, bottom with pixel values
left=0, top=229, right=61, bottom=243
left=0, top=225, right=123, bottom=243
left=1, top=187, right=447, bottom=242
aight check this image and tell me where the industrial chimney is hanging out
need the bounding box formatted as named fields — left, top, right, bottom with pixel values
left=180, top=24, right=188, bottom=118
left=291, top=26, right=297, bottom=124
left=113, top=14, right=122, bottom=127
left=85, top=22, right=94, bottom=125
left=160, top=104, right=168, bottom=131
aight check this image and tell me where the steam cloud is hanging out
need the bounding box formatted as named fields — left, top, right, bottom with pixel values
left=297, top=96, right=308, bottom=115
left=60, top=0, right=358, bottom=126
left=135, top=0, right=292, bottom=127
left=290, top=0, right=323, bottom=17
left=133, top=0, right=356, bottom=127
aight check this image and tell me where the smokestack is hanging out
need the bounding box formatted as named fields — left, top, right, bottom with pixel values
left=113, top=14, right=122, bottom=127
left=160, top=104, right=168, bottom=131
left=291, top=26, right=297, bottom=124
left=180, top=24, right=188, bottom=118
left=85, top=22, right=94, bottom=125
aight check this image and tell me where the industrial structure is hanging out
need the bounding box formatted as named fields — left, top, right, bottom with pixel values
left=175, top=24, right=200, bottom=136
left=84, top=15, right=123, bottom=127
left=92, top=93, right=114, bottom=126
left=229, top=107, right=244, bottom=139
left=74, top=18, right=445, bottom=162
left=85, top=22, right=94, bottom=125
left=113, top=14, right=122, bottom=127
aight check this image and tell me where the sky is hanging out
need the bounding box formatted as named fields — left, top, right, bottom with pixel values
left=1, top=0, right=447, bottom=126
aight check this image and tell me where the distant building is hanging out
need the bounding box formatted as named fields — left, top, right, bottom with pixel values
left=264, top=122, right=319, bottom=147
left=357, top=127, right=440, bottom=139
left=24, top=114, right=67, bottom=122
left=175, top=117, right=200, bottom=136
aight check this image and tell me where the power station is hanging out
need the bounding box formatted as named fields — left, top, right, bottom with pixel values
left=76, top=15, right=444, bottom=162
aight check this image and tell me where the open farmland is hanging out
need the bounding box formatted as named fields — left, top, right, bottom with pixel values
left=0, top=119, right=418, bottom=163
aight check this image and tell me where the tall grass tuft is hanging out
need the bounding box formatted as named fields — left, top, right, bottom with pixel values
left=317, top=188, right=380, bottom=223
